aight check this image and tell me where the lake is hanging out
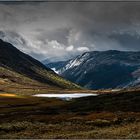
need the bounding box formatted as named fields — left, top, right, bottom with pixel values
left=33, top=93, right=97, bottom=100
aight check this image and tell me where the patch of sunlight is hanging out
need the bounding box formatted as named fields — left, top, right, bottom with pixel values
left=0, top=93, right=17, bottom=97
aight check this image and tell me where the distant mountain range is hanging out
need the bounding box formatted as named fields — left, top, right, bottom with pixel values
left=0, top=39, right=80, bottom=90
left=44, top=50, right=140, bottom=89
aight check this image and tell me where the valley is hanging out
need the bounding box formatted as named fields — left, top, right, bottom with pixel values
left=0, top=1, right=140, bottom=139
left=0, top=39, right=140, bottom=139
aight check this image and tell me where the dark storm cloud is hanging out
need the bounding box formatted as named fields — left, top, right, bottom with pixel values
left=0, top=1, right=140, bottom=61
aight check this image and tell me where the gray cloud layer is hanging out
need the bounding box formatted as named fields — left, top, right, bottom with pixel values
left=0, top=2, right=140, bottom=61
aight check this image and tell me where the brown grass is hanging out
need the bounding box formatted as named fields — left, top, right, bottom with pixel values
left=0, top=119, right=140, bottom=139
left=0, top=89, right=140, bottom=139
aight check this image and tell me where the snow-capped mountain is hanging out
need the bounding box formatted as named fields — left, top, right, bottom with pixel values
left=45, top=50, right=140, bottom=89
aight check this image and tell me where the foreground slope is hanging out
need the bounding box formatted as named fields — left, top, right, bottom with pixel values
left=45, top=50, right=140, bottom=89
left=0, top=39, right=80, bottom=90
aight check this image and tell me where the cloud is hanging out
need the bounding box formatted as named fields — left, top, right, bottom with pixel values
left=66, top=45, right=74, bottom=51
left=77, top=47, right=89, bottom=52
left=0, top=2, right=140, bottom=61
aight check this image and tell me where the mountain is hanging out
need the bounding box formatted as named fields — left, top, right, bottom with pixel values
left=45, top=50, right=140, bottom=89
left=43, top=60, right=69, bottom=74
left=42, top=56, right=67, bottom=65
left=0, top=39, right=81, bottom=90
left=42, top=59, right=53, bottom=65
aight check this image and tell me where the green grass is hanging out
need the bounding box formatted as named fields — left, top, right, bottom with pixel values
left=35, top=68, right=81, bottom=89
left=0, top=65, right=81, bottom=92
left=0, top=66, right=83, bottom=95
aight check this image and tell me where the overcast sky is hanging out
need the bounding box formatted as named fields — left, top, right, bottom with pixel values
left=1, top=1, right=140, bottom=61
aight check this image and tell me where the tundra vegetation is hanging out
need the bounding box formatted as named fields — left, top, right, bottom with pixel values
left=0, top=86, right=140, bottom=139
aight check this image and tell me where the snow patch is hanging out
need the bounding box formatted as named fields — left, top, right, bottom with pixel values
left=64, top=53, right=90, bottom=70
left=51, top=68, right=59, bottom=74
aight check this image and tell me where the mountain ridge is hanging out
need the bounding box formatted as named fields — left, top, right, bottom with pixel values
left=0, top=39, right=81, bottom=90
left=45, top=50, right=140, bottom=89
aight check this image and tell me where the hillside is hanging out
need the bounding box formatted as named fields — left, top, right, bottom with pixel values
left=45, top=50, right=140, bottom=89
left=0, top=39, right=81, bottom=90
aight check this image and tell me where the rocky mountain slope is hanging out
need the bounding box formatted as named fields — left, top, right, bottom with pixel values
left=45, top=50, right=140, bottom=89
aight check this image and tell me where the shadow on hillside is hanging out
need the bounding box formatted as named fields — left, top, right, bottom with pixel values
left=65, top=90, right=140, bottom=113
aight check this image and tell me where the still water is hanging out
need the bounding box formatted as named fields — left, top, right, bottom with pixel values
left=33, top=93, right=97, bottom=100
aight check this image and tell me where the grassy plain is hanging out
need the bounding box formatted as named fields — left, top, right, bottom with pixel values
left=0, top=86, right=140, bottom=139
